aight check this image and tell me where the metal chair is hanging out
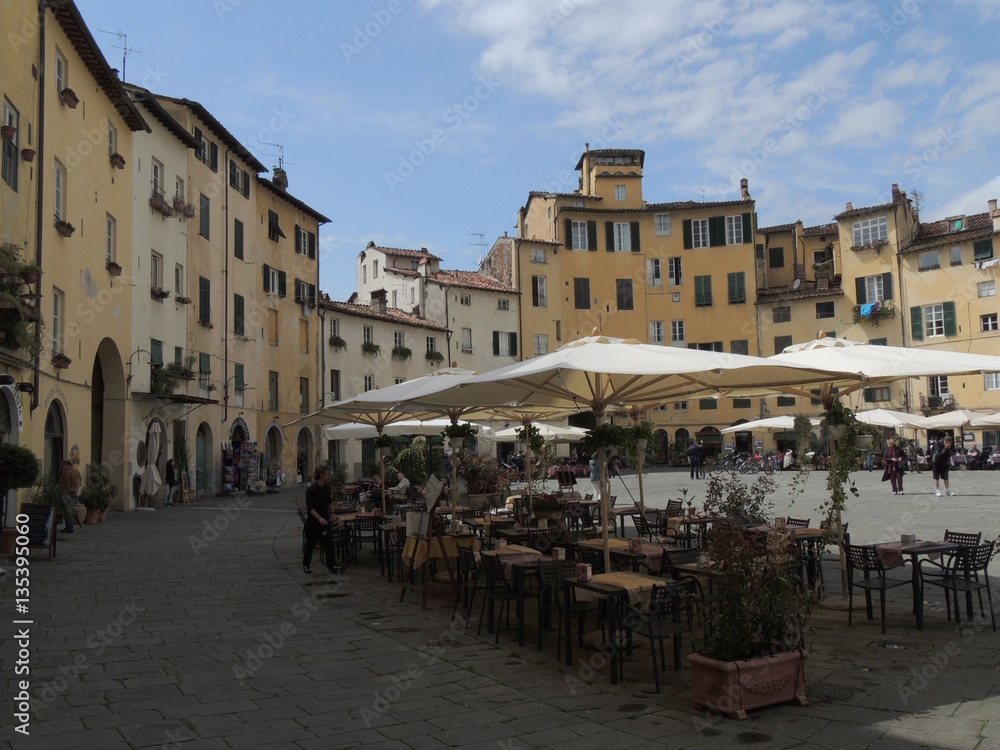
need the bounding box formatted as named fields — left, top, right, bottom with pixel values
left=844, top=543, right=910, bottom=633
left=352, top=515, right=383, bottom=554
left=664, top=499, right=683, bottom=517
left=919, top=540, right=996, bottom=634
left=453, top=544, right=485, bottom=625
left=634, top=513, right=657, bottom=541
left=615, top=581, right=696, bottom=692
left=537, top=559, right=604, bottom=661
left=525, top=527, right=561, bottom=554
left=785, top=517, right=811, bottom=529
left=478, top=552, right=517, bottom=644
left=384, top=525, right=407, bottom=582
left=487, top=517, right=515, bottom=549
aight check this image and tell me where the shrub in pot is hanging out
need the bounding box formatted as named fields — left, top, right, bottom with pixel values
left=79, top=463, right=118, bottom=521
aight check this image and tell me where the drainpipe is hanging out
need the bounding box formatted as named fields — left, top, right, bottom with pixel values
left=442, top=282, right=452, bottom=365
left=515, top=241, right=524, bottom=361
left=31, top=1, right=46, bottom=412
left=222, top=149, right=230, bottom=424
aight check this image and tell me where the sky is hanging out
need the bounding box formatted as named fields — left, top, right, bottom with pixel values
left=76, top=0, right=1000, bottom=303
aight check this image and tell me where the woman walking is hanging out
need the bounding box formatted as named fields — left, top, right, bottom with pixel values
left=883, top=438, right=906, bottom=495
left=933, top=435, right=956, bottom=496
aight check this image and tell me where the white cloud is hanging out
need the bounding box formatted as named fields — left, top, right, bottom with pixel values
left=931, top=176, right=1000, bottom=220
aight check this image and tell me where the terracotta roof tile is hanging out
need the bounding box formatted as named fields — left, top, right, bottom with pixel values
left=758, top=223, right=797, bottom=234
left=386, top=267, right=419, bottom=277
left=803, top=223, right=839, bottom=237
left=755, top=286, right=844, bottom=304
left=428, top=270, right=516, bottom=293
left=366, top=243, right=442, bottom=262
left=835, top=202, right=895, bottom=220
left=905, top=212, right=993, bottom=251
left=319, top=300, right=449, bottom=331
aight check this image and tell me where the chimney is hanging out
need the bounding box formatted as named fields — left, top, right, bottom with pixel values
left=891, top=183, right=901, bottom=204
left=991, top=199, right=1000, bottom=231
left=370, top=289, right=387, bottom=314
left=272, top=167, right=288, bottom=190
left=740, top=178, right=750, bottom=201
left=846, top=202, right=853, bottom=211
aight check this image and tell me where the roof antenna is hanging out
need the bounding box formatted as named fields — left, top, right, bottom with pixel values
left=97, top=30, right=140, bottom=82
left=696, top=187, right=706, bottom=202
left=470, top=233, right=486, bottom=265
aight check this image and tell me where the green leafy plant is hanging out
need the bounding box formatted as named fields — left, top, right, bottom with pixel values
left=0, top=444, right=39, bottom=502
left=444, top=422, right=478, bottom=441
left=391, top=346, right=412, bottom=360
left=374, top=433, right=395, bottom=449
left=79, top=463, right=118, bottom=511
left=329, top=334, right=346, bottom=350
left=361, top=341, right=381, bottom=356
left=425, top=350, right=444, bottom=363
left=516, top=425, right=545, bottom=455
left=30, top=475, right=71, bottom=525
left=530, top=495, right=566, bottom=512
left=390, top=436, right=430, bottom=487
left=704, top=472, right=775, bottom=527
left=150, top=366, right=179, bottom=395
left=458, top=451, right=510, bottom=495
left=583, top=423, right=627, bottom=457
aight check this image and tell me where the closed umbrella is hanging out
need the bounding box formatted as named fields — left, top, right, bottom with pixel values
left=139, top=422, right=163, bottom=506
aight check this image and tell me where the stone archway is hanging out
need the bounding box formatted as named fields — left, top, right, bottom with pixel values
left=44, top=401, right=66, bottom=481
left=93, top=338, right=127, bottom=508
left=296, top=427, right=313, bottom=484
left=196, top=422, right=213, bottom=492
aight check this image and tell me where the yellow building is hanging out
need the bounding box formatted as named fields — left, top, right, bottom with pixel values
left=497, top=147, right=760, bottom=458
left=0, top=1, right=151, bottom=516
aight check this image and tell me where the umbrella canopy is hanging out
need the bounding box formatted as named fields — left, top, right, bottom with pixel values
left=139, top=422, right=163, bottom=499
left=854, top=409, right=922, bottom=428
left=490, top=422, right=590, bottom=443
left=769, top=337, right=1000, bottom=401
left=720, top=416, right=820, bottom=435
left=970, top=412, right=1000, bottom=428
left=910, top=410, right=989, bottom=430
left=410, top=336, right=846, bottom=415
left=324, top=419, right=478, bottom=440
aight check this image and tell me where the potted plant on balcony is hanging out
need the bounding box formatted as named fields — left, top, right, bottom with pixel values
left=150, top=287, right=171, bottom=301
left=150, top=366, right=179, bottom=395
left=391, top=345, right=412, bottom=361
left=52, top=352, right=71, bottom=369
left=175, top=295, right=191, bottom=304
left=1, top=124, right=16, bottom=140
left=54, top=219, right=75, bottom=237
left=329, top=334, right=346, bottom=350
left=690, top=472, right=811, bottom=719
left=105, top=261, right=122, bottom=277
left=109, top=152, right=126, bottom=169
left=59, top=88, right=79, bottom=108
left=361, top=341, right=381, bottom=356
left=443, top=422, right=477, bottom=452
left=425, top=350, right=444, bottom=364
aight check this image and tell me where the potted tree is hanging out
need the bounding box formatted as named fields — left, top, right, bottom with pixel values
left=690, top=472, right=811, bottom=719
left=458, top=451, right=510, bottom=508
left=79, top=463, right=117, bottom=522
left=530, top=495, right=566, bottom=520
left=0, top=444, right=39, bottom=551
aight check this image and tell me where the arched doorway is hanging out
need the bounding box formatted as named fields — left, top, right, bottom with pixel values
left=696, top=426, right=723, bottom=459
left=196, top=422, right=212, bottom=492
left=93, top=339, right=127, bottom=507
left=230, top=418, right=249, bottom=446
left=655, top=429, right=669, bottom=464
left=145, top=419, right=167, bottom=493
left=44, top=401, right=66, bottom=480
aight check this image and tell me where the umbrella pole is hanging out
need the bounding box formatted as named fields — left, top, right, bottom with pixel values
left=599, top=448, right=610, bottom=575
left=523, top=418, right=533, bottom=507
left=380, top=457, right=387, bottom=516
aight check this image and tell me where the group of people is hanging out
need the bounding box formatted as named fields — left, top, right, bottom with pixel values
left=883, top=435, right=964, bottom=496
left=686, top=441, right=707, bottom=479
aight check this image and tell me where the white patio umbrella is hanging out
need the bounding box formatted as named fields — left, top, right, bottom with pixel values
left=408, top=334, right=849, bottom=573
left=910, top=410, right=990, bottom=430
left=139, top=422, right=163, bottom=506
left=720, top=416, right=820, bottom=434
left=970, top=412, right=1000, bottom=428
left=323, top=419, right=478, bottom=440
left=490, top=422, right=590, bottom=443
left=854, top=409, right=922, bottom=428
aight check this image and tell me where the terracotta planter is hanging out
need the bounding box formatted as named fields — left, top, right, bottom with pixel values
left=60, top=88, right=79, bottom=108
left=1, top=124, right=16, bottom=140
left=106, top=262, right=122, bottom=277
left=52, top=354, right=71, bottom=370
left=99, top=508, right=110, bottom=522
left=109, top=153, right=126, bottom=169
left=689, top=650, right=808, bottom=720
left=55, top=221, right=75, bottom=237
left=533, top=510, right=564, bottom=521
left=19, top=268, right=41, bottom=284
left=0, top=527, right=16, bottom=554
left=84, top=507, right=101, bottom=524
left=74, top=505, right=87, bottom=526
left=21, top=148, right=35, bottom=162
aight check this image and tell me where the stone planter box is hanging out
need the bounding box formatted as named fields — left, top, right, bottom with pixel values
left=689, top=650, right=807, bottom=720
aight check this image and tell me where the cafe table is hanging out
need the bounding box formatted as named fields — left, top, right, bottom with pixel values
left=567, top=571, right=671, bottom=683
left=481, top=545, right=544, bottom=645
left=576, top=537, right=677, bottom=573
left=875, top=539, right=960, bottom=629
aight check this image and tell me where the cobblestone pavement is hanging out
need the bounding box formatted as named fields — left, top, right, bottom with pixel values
left=2, top=466, right=999, bottom=749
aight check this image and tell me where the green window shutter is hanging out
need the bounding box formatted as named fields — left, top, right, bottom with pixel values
left=742, top=213, right=752, bottom=241
left=307, top=231, right=316, bottom=260
left=278, top=271, right=287, bottom=298
left=910, top=306, right=923, bottom=340
left=863, top=387, right=874, bottom=402
left=493, top=331, right=500, bottom=356
left=150, top=340, right=163, bottom=366
left=605, top=221, right=615, bottom=252
left=564, top=219, right=573, bottom=249
left=199, top=353, right=211, bottom=373
left=263, top=264, right=271, bottom=293
left=683, top=219, right=693, bottom=250
left=509, top=332, right=517, bottom=357
left=943, top=300, right=957, bottom=336
left=210, top=142, right=219, bottom=172
left=855, top=277, right=865, bottom=304
left=234, top=363, right=245, bottom=390
left=587, top=221, right=597, bottom=251
left=882, top=272, right=893, bottom=300
left=727, top=273, right=736, bottom=302
left=709, top=216, right=726, bottom=247
left=630, top=221, right=640, bottom=252
left=234, top=219, right=244, bottom=260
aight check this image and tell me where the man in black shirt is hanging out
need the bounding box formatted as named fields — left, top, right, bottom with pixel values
left=303, top=467, right=344, bottom=573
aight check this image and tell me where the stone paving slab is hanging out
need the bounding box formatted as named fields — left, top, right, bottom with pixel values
left=2, top=471, right=999, bottom=748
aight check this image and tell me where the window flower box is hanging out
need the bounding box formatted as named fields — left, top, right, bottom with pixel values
left=150, top=287, right=171, bottom=301
left=391, top=346, right=412, bottom=361
left=52, top=353, right=71, bottom=369
left=425, top=350, right=444, bottom=364
left=361, top=341, right=381, bottom=356
left=328, top=335, right=346, bottom=350
left=20, top=148, right=35, bottom=162
left=109, top=152, right=126, bottom=169
left=106, top=261, right=122, bottom=277
left=55, top=220, right=75, bottom=237
left=149, top=194, right=175, bottom=217
left=175, top=295, right=192, bottom=304
left=60, top=88, right=79, bottom=108
left=1, top=125, right=17, bottom=141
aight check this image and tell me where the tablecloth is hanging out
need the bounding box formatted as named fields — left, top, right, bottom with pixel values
left=575, top=572, right=663, bottom=606
left=874, top=539, right=942, bottom=569
left=401, top=534, right=479, bottom=569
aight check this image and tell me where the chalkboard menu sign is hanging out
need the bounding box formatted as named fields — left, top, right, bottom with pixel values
left=19, top=503, right=56, bottom=560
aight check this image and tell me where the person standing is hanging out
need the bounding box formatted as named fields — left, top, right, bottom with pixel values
left=164, top=459, right=178, bottom=506
left=58, top=460, right=82, bottom=532
left=302, top=467, right=342, bottom=574
left=933, top=435, right=956, bottom=496
left=696, top=441, right=707, bottom=478
left=687, top=441, right=700, bottom=480
left=883, top=438, right=906, bottom=495
left=588, top=453, right=602, bottom=502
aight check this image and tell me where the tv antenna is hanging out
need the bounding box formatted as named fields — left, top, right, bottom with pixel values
left=695, top=187, right=706, bottom=202
left=262, top=143, right=289, bottom=171
left=470, top=233, right=487, bottom=264
left=97, top=30, right=140, bottom=82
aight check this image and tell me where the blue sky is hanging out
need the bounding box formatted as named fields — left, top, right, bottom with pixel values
left=78, top=0, right=1000, bottom=303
